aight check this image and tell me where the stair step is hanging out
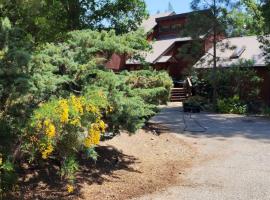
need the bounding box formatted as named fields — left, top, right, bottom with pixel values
left=170, top=99, right=187, bottom=102
left=171, top=94, right=187, bottom=97
left=170, top=87, right=187, bottom=102
left=171, top=92, right=186, bottom=95
left=171, top=97, right=187, bottom=99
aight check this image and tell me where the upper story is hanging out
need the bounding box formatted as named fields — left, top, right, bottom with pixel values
left=141, top=10, right=211, bottom=40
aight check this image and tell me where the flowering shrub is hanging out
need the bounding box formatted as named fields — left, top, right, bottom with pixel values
left=24, top=92, right=110, bottom=190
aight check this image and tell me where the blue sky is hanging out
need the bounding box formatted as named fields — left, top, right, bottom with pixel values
left=145, top=0, right=192, bottom=15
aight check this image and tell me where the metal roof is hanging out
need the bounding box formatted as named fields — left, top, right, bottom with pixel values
left=140, top=12, right=175, bottom=33
left=126, top=37, right=193, bottom=65
left=155, top=9, right=211, bottom=22
left=193, top=36, right=267, bottom=69
left=146, top=37, right=193, bottom=63
left=156, top=55, right=173, bottom=63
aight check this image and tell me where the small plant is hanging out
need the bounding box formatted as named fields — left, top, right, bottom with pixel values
left=263, top=107, right=270, bottom=117
left=0, top=155, right=16, bottom=196
left=217, top=95, right=247, bottom=114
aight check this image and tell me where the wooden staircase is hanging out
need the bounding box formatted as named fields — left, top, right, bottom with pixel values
left=170, top=87, right=187, bottom=102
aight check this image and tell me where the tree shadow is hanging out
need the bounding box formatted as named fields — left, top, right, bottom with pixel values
left=150, top=105, right=270, bottom=142
left=9, top=146, right=140, bottom=200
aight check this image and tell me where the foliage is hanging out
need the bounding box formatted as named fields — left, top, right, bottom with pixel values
left=0, top=156, right=16, bottom=195
left=263, top=106, right=270, bottom=117
left=126, top=70, right=173, bottom=104
left=22, top=93, right=108, bottom=185
left=29, top=29, right=150, bottom=102
left=217, top=95, right=247, bottom=114
left=0, top=0, right=148, bottom=43
left=183, top=95, right=207, bottom=108
left=224, top=0, right=266, bottom=37
left=86, top=69, right=172, bottom=133
left=0, top=18, right=172, bottom=194
left=193, top=61, right=262, bottom=111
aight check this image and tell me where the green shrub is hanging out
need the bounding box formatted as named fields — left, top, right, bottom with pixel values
left=183, top=95, right=207, bottom=107
left=263, top=107, right=270, bottom=117
left=0, top=22, right=172, bottom=194
left=193, top=62, right=263, bottom=106
left=217, top=95, right=247, bottom=114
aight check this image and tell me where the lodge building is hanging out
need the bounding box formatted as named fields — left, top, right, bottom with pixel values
left=106, top=10, right=270, bottom=105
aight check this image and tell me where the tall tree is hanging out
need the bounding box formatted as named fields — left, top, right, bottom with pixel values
left=187, top=0, right=232, bottom=107
left=260, top=0, right=270, bottom=64
left=0, top=0, right=148, bottom=43
left=168, top=2, right=174, bottom=12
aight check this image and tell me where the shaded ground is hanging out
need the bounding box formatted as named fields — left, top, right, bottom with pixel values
left=135, top=102, right=270, bottom=200
left=13, top=128, right=195, bottom=200
left=78, top=130, right=195, bottom=200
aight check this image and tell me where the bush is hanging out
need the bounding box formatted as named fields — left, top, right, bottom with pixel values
left=22, top=92, right=109, bottom=186
left=263, top=107, right=270, bottom=117
left=183, top=95, right=207, bottom=107
left=86, top=69, right=172, bottom=133
left=192, top=61, right=263, bottom=112
left=0, top=23, right=172, bottom=194
left=217, top=95, right=247, bottom=114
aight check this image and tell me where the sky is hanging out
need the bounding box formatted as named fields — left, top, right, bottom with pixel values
left=145, top=0, right=192, bottom=15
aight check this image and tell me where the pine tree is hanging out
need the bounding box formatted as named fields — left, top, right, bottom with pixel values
left=186, top=0, right=233, bottom=108
left=168, top=2, right=174, bottom=12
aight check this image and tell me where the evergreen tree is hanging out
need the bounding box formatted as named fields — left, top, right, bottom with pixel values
left=168, top=2, right=174, bottom=12
left=186, top=0, right=233, bottom=108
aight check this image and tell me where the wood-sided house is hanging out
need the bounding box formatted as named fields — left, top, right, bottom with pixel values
left=105, top=11, right=270, bottom=104
left=106, top=10, right=216, bottom=79
left=193, top=36, right=270, bottom=105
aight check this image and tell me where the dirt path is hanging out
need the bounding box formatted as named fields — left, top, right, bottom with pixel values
left=135, top=103, right=270, bottom=200
left=78, top=130, right=196, bottom=200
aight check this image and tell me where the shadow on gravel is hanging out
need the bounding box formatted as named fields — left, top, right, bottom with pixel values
left=151, top=105, right=270, bottom=142
left=8, top=146, right=139, bottom=200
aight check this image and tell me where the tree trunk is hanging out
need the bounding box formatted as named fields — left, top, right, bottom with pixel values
left=212, top=0, right=218, bottom=110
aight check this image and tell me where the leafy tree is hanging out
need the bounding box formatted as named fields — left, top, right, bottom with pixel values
left=259, top=0, right=270, bottom=64
left=240, top=0, right=265, bottom=34
left=183, top=0, right=233, bottom=107
left=0, top=0, right=148, bottom=43
left=226, top=5, right=263, bottom=36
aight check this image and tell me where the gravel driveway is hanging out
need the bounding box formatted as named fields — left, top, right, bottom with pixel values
left=135, top=103, right=270, bottom=200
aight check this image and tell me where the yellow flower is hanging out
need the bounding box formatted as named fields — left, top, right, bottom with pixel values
left=71, top=95, right=83, bottom=114
left=36, top=120, right=43, bottom=131
left=59, top=99, right=69, bottom=123
left=98, top=120, right=106, bottom=133
left=108, top=106, right=113, bottom=113
left=0, top=156, right=2, bottom=166
left=84, top=122, right=103, bottom=148
left=85, top=104, right=99, bottom=115
left=44, top=119, right=56, bottom=138
left=70, top=117, right=81, bottom=126
left=41, top=143, right=54, bottom=159
left=66, top=184, right=74, bottom=193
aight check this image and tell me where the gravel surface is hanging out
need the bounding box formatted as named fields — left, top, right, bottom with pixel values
left=135, top=102, right=270, bottom=200
left=79, top=129, right=195, bottom=200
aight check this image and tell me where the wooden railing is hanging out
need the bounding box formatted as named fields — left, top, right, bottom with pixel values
left=185, top=77, right=193, bottom=97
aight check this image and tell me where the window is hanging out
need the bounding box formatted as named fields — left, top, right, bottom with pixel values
left=230, top=47, right=246, bottom=59
left=160, top=25, right=170, bottom=33
left=171, top=24, right=182, bottom=32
